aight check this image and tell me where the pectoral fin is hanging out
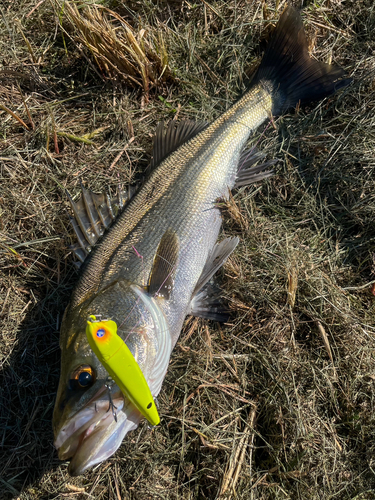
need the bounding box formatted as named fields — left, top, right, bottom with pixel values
left=188, top=237, right=239, bottom=321
left=148, top=230, right=179, bottom=300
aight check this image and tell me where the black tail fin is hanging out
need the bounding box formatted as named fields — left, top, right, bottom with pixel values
left=254, top=6, right=351, bottom=114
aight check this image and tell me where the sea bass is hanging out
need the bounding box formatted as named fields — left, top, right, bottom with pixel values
left=53, top=6, right=350, bottom=475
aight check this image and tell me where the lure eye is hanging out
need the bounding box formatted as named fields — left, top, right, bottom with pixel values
left=69, top=364, right=95, bottom=390
left=96, top=328, right=105, bottom=338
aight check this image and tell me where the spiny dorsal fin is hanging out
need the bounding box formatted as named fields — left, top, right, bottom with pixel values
left=68, top=215, right=90, bottom=264
left=149, top=229, right=179, bottom=300
left=69, top=242, right=88, bottom=265
left=151, top=120, right=208, bottom=169
left=67, top=184, right=138, bottom=265
left=66, top=189, right=97, bottom=247
left=234, top=148, right=277, bottom=188
left=80, top=182, right=105, bottom=239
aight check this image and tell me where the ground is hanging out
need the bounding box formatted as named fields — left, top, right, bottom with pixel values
left=1, top=0, right=375, bottom=499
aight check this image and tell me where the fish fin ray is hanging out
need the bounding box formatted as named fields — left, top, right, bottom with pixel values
left=111, top=184, right=139, bottom=212
left=80, top=182, right=105, bottom=239
left=67, top=184, right=137, bottom=264
left=149, top=230, right=179, bottom=300
left=254, top=6, right=351, bottom=113
left=239, top=148, right=265, bottom=168
left=192, top=236, right=239, bottom=297
left=66, top=190, right=96, bottom=247
left=188, top=281, right=229, bottom=322
left=235, top=149, right=277, bottom=188
left=233, top=148, right=278, bottom=189
left=69, top=241, right=87, bottom=263
left=151, top=120, right=208, bottom=169
left=91, top=191, right=113, bottom=228
left=234, top=164, right=275, bottom=187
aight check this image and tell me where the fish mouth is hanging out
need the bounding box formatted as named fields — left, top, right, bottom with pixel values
left=54, top=386, right=142, bottom=476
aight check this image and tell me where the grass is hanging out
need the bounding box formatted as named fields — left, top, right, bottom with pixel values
left=1, top=0, right=375, bottom=498
left=57, top=1, right=174, bottom=95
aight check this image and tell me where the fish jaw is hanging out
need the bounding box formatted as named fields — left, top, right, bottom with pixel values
left=54, top=387, right=142, bottom=476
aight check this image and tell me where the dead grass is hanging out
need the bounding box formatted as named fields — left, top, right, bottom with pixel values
left=56, top=1, right=175, bottom=96
left=1, top=0, right=375, bottom=499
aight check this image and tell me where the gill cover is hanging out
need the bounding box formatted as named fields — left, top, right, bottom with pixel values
left=86, top=315, right=160, bottom=426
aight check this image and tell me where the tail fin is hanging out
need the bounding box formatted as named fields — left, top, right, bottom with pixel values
left=254, top=6, right=351, bottom=114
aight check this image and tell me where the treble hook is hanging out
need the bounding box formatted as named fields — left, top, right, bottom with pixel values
left=105, top=376, right=118, bottom=422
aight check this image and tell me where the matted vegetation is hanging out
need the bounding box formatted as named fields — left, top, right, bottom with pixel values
left=1, top=0, right=375, bottom=498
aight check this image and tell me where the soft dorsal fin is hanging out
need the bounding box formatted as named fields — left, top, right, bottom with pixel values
left=149, top=230, right=179, bottom=300
left=67, top=184, right=138, bottom=266
left=150, top=120, right=208, bottom=169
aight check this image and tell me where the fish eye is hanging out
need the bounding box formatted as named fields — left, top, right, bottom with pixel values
left=78, top=371, right=92, bottom=387
left=69, top=364, right=95, bottom=390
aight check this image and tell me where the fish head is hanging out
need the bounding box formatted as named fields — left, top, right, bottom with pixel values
left=53, top=281, right=172, bottom=475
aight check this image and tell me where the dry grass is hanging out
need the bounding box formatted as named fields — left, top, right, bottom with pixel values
left=1, top=0, right=375, bottom=499
left=56, top=1, right=174, bottom=95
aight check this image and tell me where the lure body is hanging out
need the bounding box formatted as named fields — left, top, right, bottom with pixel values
left=86, top=315, right=160, bottom=426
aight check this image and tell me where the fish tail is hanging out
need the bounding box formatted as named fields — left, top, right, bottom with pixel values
left=253, top=6, right=351, bottom=114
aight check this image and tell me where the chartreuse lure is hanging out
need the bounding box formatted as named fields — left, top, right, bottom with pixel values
left=85, top=315, right=160, bottom=426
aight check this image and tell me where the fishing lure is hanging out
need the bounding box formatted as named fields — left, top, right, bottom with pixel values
left=86, top=315, right=160, bottom=426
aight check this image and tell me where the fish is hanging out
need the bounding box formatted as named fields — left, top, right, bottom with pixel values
left=53, top=6, right=350, bottom=475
